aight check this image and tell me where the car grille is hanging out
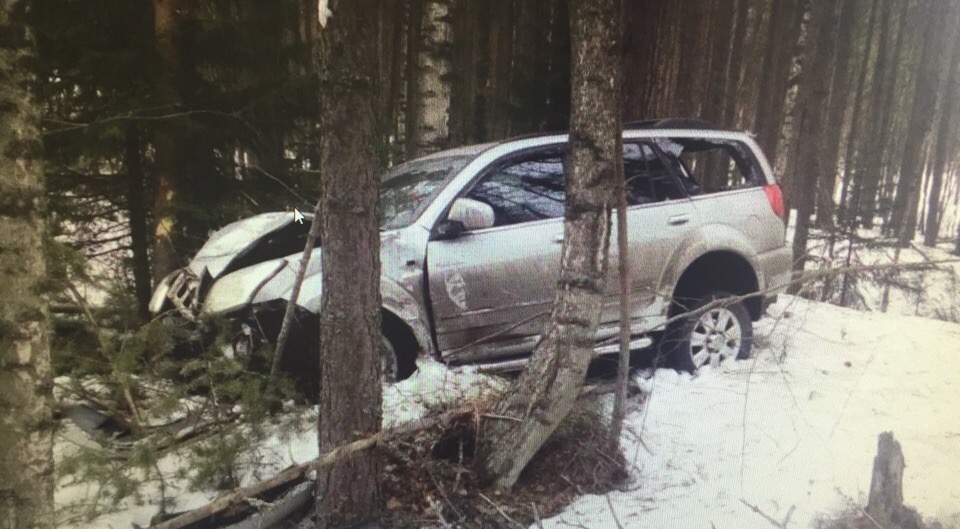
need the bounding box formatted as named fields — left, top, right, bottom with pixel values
left=167, top=269, right=201, bottom=320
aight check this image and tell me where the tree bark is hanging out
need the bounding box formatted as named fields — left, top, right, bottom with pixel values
left=772, top=0, right=813, bottom=210
left=891, top=0, right=950, bottom=247
left=314, top=0, right=384, bottom=526
left=0, top=0, right=54, bottom=526
left=785, top=0, right=838, bottom=275
left=839, top=0, right=879, bottom=229
left=755, top=0, right=801, bottom=161
left=410, top=0, right=453, bottom=157
left=151, top=0, right=182, bottom=282
left=866, top=432, right=906, bottom=523
left=924, top=10, right=960, bottom=246
left=475, top=0, right=621, bottom=491
left=125, top=126, right=153, bottom=321
left=815, top=0, right=859, bottom=229
left=851, top=0, right=896, bottom=228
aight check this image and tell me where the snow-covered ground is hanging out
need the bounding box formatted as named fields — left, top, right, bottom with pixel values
left=55, top=291, right=960, bottom=528
left=54, top=361, right=500, bottom=528
left=542, top=295, right=960, bottom=528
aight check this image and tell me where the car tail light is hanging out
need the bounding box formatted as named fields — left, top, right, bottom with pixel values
left=763, top=184, right=785, bottom=220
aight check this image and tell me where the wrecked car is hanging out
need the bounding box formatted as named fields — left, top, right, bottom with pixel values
left=149, top=119, right=793, bottom=393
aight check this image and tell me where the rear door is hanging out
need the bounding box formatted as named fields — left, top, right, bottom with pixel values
left=654, top=136, right=784, bottom=253
left=596, top=142, right=701, bottom=339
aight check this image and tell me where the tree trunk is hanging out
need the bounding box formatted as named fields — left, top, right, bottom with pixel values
left=892, top=0, right=950, bottom=247
left=772, top=0, right=813, bottom=210
left=314, top=0, right=384, bottom=526
left=816, top=0, right=859, bottom=229
left=475, top=0, right=621, bottom=491
left=852, top=0, right=896, bottom=228
left=410, top=0, right=453, bottom=157
left=403, top=0, right=423, bottom=159
left=785, top=0, right=838, bottom=275
left=736, top=0, right=772, bottom=131
left=0, top=0, right=54, bottom=526
left=152, top=0, right=182, bottom=282
left=755, top=0, right=801, bottom=161
left=924, top=10, right=960, bottom=246
left=866, top=432, right=906, bottom=524
left=125, top=126, right=153, bottom=321
left=839, top=0, right=879, bottom=228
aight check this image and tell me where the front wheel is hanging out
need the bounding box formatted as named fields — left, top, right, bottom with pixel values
left=662, top=290, right=753, bottom=371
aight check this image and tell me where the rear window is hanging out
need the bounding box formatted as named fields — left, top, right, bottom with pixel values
left=655, top=138, right=764, bottom=196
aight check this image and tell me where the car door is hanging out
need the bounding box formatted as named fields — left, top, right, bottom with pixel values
left=427, top=146, right=566, bottom=362
left=595, top=142, right=701, bottom=340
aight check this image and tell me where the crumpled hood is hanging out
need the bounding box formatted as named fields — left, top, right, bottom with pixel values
left=188, top=212, right=308, bottom=279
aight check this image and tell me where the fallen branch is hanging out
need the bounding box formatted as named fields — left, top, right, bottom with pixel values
left=149, top=380, right=617, bottom=529
left=149, top=407, right=473, bottom=529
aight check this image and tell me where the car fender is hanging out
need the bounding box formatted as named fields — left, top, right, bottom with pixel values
left=658, top=223, right=764, bottom=297
left=251, top=258, right=434, bottom=358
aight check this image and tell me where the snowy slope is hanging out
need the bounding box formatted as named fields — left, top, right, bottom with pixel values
left=541, top=295, right=960, bottom=528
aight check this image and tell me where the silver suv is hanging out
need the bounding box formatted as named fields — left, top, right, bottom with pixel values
left=150, top=120, right=792, bottom=386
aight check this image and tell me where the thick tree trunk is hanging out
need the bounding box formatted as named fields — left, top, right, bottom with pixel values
left=891, top=0, right=950, bottom=247
left=410, top=0, right=453, bottom=156
left=314, top=0, right=383, bottom=526
left=0, top=1, right=54, bottom=526
left=125, top=126, right=153, bottom=321
left=475, top=0, right=621, bottom=491
left=151, top=0, right=182, bottom=282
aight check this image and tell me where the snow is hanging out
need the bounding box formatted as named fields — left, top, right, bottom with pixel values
left=54, top=266, right=960, bottom=528
left=540, top=295, right=960, bottom=528
left=54, top=359, right=496, bottom=528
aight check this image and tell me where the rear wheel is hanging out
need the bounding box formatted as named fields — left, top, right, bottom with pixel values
left=662, top=290, right=753, bottom=371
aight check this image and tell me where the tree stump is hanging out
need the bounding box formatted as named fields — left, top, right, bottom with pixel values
left=866, top=432, right=906, bottom=522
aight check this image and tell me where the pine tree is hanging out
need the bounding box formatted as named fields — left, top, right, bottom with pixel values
left=314, top=0, right=384, bottom=525
left=0, top=0, right=54, bottom=526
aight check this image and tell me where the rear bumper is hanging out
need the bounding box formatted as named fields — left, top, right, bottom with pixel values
left=757, top=245, right=793, bottom=295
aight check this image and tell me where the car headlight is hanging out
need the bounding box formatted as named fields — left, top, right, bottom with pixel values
left=202, top=261, right=285, bottom=315
left=148, top=272, right=178, bottom=315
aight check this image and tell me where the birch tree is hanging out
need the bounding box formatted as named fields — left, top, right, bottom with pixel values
left=0, top=0, right=53, bottom=526
left=409, top=0, right=453, bottom=157
left=475, top=0, right=622, bottom=491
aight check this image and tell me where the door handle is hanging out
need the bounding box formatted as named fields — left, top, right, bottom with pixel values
left=668, top=214, right=690, bottom=226
left=552, top=233, right=564, bottom=243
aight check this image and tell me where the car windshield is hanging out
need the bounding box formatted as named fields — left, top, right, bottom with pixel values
left=380, top=155, right=473, bottom=229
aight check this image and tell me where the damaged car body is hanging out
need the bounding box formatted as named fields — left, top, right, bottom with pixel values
left=150, top=119, right=793, bottom=393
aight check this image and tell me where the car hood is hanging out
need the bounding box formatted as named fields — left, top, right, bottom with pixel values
left=188, top=212, right=309, bottom=279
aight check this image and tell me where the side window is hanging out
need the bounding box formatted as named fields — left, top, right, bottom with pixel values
left=623, top=143, right=686, bottom=205
left=655, top=138, right=763, bottom=195
left=467, top=154, right=565, bottom=227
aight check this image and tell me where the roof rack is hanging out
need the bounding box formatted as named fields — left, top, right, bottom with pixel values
left=497, top=118, right=726, bottom=144
left=624, top=118, right=724, bottom=130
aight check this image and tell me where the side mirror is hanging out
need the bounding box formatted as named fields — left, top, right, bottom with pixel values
left=448, top=198, right=495, bottom=231
left=432, top=219, right=466, bottom=240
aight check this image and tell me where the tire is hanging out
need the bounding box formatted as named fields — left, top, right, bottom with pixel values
left=662, top=290, right=753, bottom=372
left=381, top=328, right=418, bottom=384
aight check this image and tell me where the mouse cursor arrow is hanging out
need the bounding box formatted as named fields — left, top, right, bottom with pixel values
left=293, top=208, right=305, bottom=224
